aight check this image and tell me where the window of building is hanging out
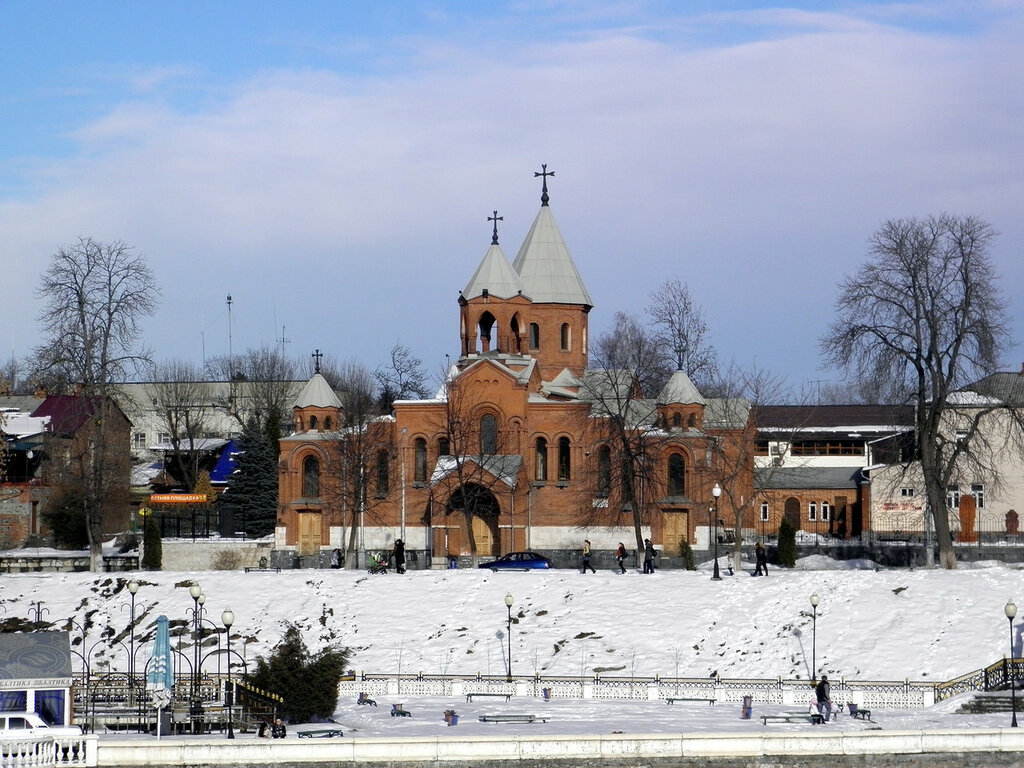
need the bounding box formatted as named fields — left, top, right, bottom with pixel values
left=535, top=437, right=548, bottom=482
left=558, top=436, right=571, bottom=481
left=760, top=501, right=770, bottom=522
left=132, top=432, right=147, bottom=450
left=529, top=323, right=540, bottom=349
left=597, top=445, right=611, bottom=496
left=309, top=415, right=318, bottom=431
left=687, top=413, right=696, bottom=428
left=414, top=438, right=427, bottom=483
left=376, top=450, right=389, bottom=494
left=157, top=433, right=171, bottom=445
left=790, top=440, right=864, bottom=456
left=480, top=414, right=497, bottom=455
left=324, top=416, right=332, bottom=430
left=438, top=436, right=450, bottom=456
left=808, top=501, right=817, bottom=521
left=667, top=452, right=685, bottom=496
left=821, top=501, right=831, bottom=521
left=672, top=413, right=682, bottom=429
left=947, top=485, right=960, bottom=510
left=900, top=487, right=916, bottom=498
left=302, top=455, right=320, bottom=499
left=560, top=323, right=570, bottom=351
left=971, top=483, right=985, bottom=509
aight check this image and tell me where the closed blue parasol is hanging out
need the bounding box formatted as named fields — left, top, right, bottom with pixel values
left=147, top=615, right=175, bottom=721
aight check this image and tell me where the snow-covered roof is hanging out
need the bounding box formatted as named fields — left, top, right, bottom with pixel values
left=149, top=438, right=229, bottom=452
left=657, top=370, right=706, bottom=406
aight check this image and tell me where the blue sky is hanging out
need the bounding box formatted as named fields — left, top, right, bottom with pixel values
left=2, top=1, right=1023, bottom=392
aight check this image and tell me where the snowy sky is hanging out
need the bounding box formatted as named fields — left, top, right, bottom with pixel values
left=2, top=1, right=1024, bottom=391
left=2, top=553, right=1023, bottom=734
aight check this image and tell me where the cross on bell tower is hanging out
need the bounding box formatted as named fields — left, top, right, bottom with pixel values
left=534, top=164, right=555, bottom=206
left=312, top=348, right=323, bottom=374
left=488, top=210, right=503, bottom=245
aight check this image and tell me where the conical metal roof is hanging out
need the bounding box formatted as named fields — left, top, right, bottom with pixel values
left=512, top=206, right=593, bottom=306
left=293, top=373, right=342, bottom=409
left=657, top=369, right=706, bottom=406
left=462, top=243, right=526, bottom=300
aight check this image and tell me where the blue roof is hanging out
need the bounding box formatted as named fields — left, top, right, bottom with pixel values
left=209, top=440, right=238, bottom=484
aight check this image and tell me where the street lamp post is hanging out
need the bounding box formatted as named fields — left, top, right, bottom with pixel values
left=1007, top=600, right=1018, bottom=728
left=504, top=593, right=514, bottom=682
left=126, top=580, right=139, bottom=713
left=810, top=593, right=820, bottom=681
left=222, top=608, right=235, bottom=739
left=188, top=584, right=204, bottom=733
left=711, top=483, right=722, bottom=581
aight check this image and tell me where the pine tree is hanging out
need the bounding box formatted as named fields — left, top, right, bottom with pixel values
left=141, top=514, right=162, bottom=569
left=247, top=624, right=349, bottom=722
left=218, top=417, right=279, bottom=537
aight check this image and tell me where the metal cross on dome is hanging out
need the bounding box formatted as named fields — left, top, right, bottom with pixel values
left=312, top=348, right=323, bottom=374
left=534, top=164, right=555, bottom=206
left=488, top=210, right=503, bottom=245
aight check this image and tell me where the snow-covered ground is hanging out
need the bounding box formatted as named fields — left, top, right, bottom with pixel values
left=3, top=552, right=1023, bottom=736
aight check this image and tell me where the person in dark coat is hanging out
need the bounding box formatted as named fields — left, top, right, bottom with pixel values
left=271, top=717, right=287, bottom=738
left=330, top=548, right=342, bottom=569
left=643, top=538, right=657, bottom=574
left=393, top=539, right=406, bottom=574
left=754, top=541, right=768, bottom=576
left=615, top=542, right=627, bottom=574
left=814, top=675, right=832, bottom=721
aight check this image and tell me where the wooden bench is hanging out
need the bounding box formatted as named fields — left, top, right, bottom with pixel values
left=848, top=703, right=872, bottom=720
left=391, top=704, right=411, bottom=717
left=478, top=714, right=546, bottom=723
left=665, top=697, right=715, bottom=705
left=244, top=567, right=282, bottom=573
left=466, top=692, right=511, bottom=702
left=298, top=728, right=343, bottom=738
left=357, top=693, right=377, bottom=707
left=761, top=711, right=822, bottom=725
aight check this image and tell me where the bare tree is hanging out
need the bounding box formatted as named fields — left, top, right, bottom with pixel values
left=646, top=278, right=718, bottom=389
left=33, top=237, right=158, bottom=569
left=206, top=345, right=297, bottom=440
left=821, top=214, right=1010, bottom=569
left=149, top=359, right=215, bottom=492
left=582, top=313, right=669, bottom=555
left=376, top=343, right=429, bottom=412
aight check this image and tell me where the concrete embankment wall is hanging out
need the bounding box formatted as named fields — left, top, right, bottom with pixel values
left=97, top=729, right=1024, bottom=768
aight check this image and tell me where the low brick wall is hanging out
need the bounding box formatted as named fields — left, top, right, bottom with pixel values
left=156, top=539, right=275, bottom=571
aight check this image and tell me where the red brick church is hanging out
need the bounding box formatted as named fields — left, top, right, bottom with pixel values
left=277, top=170, right=753, bottom=567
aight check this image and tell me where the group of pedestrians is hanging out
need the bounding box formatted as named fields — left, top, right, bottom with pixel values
left=580, top=539, right=658, bottom=573
left=331, top=539, right=407, bottom=573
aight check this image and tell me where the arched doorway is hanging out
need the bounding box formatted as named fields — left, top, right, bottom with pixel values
left=784, top=497, right=801, bottom=531
left=447, top=483, right=501, bottom=557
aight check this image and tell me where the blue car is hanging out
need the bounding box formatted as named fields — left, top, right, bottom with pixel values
left=478, top=551, right=552, bottom=571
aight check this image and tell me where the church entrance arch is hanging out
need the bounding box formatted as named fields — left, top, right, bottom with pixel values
left=447, top=483, right=501, bottom=558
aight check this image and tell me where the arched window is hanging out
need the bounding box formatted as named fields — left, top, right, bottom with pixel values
left=324, top=416, right=332, bottom=430
left=376, top=449, right=389, bottom=494
left=667, top=452, right=685, bottom=496
left=529, top=323, right=540, bottom=349
left=414, top=438, right=427, bottom=482
left=687, top=413, right=697, bottom=428
left=438, top=436, right=450, bottom=456
left=302, top=455, right=320, bottom=499
left=672, top=413, right=682, bottom=428
left=560, top=323, right=570, bottom=351
left=597, top=446, right=612, bottom=496
left=535, top=437, right=548, bottom=481
left=309, top=415, right=318, bottom=431
left=480, top=414, right=498, bottom=455
left=558, top=436, right=571, bottom=481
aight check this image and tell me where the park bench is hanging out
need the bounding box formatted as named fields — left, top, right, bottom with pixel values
left=298, top=728, right=343, bottom=738
left=244, top=567, right=282, bottom=573
left=761, top=711, right=828, bottom=725
left=478, top=714, right=546, bottom=723
left=847, top=703, right=872, bottom=721
left=357, top=692, right=377, bottom=707
left=665, top=697, right=716, bottom=705
left=391, top=704, right=411, bottom=717
left=466, top=692, right=511, bottom=702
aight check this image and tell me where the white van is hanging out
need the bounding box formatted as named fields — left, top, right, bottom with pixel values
left=0, top=712, right=82, bottom=737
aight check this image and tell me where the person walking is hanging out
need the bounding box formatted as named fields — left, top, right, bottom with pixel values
left=814, top=675, right=833, bottom=722
left=393, top=538, right=406, bottom=574
left=581, top=540, right=596, bottom=573
left=330, top=548, right=342, bottom=569
left=754, top=541, right=768, bottom=576
left=643, top=538, right=657, bottom=574
left=615, top=542, right=627, bottom=574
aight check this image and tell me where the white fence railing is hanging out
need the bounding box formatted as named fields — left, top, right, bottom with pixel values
left=0, top=735, right=96, bottom=768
